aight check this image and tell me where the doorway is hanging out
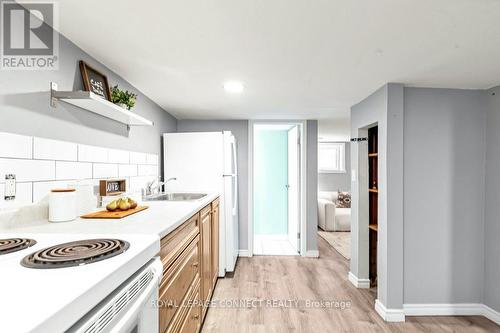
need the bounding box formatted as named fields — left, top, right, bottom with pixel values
left=250, top=122, right=305, bottom=256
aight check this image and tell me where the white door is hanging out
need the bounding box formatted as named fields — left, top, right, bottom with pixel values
left=287, top=126, right=300, bottom=253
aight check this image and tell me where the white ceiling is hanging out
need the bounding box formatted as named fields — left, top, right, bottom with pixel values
left=57, top=0, right=500, bottom=120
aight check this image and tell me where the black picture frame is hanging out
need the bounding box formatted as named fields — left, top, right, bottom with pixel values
left=79, top=60, right=111, bottom=101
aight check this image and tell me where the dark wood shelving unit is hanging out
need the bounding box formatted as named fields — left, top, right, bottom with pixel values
left=368, top=126, right=378, bottom=288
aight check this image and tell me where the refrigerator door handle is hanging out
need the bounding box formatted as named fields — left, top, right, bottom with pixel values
left=231, top=138, right=238, bottom=175
left=232, top=175, right=237, bottom=215
left=230, top=139, right=238, bottom=215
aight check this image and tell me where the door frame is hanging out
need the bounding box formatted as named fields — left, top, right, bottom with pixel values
left=247, top=120, right=308, bottom=257
left=287, top=125, right=300, bottom=252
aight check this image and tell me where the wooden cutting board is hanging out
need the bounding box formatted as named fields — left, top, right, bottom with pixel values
left=81, top=206, right=149, bottom=219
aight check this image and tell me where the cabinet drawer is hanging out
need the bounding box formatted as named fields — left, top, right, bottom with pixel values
left=166, top=278, right=201, bottom=333
left=159, top=236, right=199, bottom=333
left=178, top=285, right=201, bottom=333
left=160, top=213, right=199, bottom=271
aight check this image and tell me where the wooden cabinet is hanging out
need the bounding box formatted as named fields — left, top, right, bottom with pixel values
left=160, top=236, right=199, bottom=333
left=200, top=204, right=212, bottom=318
left=160, top=214, right=199, bottom=272
left=168, top=279, right=201, bottom=333
left=211, top=199, right=219, bottom=287
left=159, top=197, right=220, bottom=333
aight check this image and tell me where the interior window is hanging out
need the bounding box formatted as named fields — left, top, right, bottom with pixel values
left=318, top=142, right=346, bottom=173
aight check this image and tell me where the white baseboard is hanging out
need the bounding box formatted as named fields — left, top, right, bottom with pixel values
left=375, top=299, right=406, bottom=322
left=304, top=250, right=319, bottom=258
left=403, top=303, right=483, bottom=316
left=347, top=271, right=370, bottom=289
left=238, top=249, right=249, bottom=257
left=403, top=303, right=500, bottom=325
left=482, top=304, right=500, bottom=325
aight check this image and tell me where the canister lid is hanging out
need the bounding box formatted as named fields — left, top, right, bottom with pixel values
left=51, top=188, right=76, bottom=192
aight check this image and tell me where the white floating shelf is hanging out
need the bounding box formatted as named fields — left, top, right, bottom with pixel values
left=50, top=82, right=154, bottom=128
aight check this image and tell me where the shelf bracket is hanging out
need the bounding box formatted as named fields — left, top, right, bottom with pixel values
left=50, top=82, right=58, bottom=108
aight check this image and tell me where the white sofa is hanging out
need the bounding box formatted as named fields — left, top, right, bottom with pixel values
left=318, top=191, right=351, bottom=231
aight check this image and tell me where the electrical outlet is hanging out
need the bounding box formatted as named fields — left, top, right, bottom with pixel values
left=4, top=174, right=16, bottom=200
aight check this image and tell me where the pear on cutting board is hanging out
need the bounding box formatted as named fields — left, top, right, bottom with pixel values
left=119, top=198, right=131, bottom=211
left=128, top=198, right=138, bottom=209
left=106, top=200, right=118, bottom=212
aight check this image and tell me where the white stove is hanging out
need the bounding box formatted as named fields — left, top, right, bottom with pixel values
left=0, top=233, right=162, bottom=333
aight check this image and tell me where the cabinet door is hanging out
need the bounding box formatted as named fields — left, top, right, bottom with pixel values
left=211, top=200, right=219, bottom=287
left=200, top=205, right=212, bottom=318
left=159, top=236, right=199, bottom=333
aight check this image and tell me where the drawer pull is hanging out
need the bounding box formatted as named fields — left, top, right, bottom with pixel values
left=192, top=262, right=199, bottom=268
left=193, top=314, right=200, bottom=320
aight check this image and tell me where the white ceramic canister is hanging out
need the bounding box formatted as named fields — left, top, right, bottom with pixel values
left=49, top=188, right=77, bottom=222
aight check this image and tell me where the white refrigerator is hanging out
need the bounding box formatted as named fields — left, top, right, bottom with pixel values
left=163, top=131, right=239, bottom=276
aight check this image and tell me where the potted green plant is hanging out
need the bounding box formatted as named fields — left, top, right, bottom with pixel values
left=111, top=85, right=137, bottom=110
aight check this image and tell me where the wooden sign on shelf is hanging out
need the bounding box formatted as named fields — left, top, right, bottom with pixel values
left=79, top=60, right=112, bottom=101
left=99, top=179, right=126, bottom=196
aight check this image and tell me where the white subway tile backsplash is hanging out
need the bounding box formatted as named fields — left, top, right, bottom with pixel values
left=56, top=161, right=92, bottom=180
left=0, top=132, right=161, bottom=202
left=93, top=163, right=118, bottom=178
left=146, top=154, right=159, bottom=165
left=108, top=149, right=130, bottom=164
left=0, top=159, right=55, bottom=183
left=0, top=182, right=32, bottom=207
left=138, top=164, right=158, bottom=176
left=129, top=176, right=156, bottom=193
left=33, top=181, right=75, bottom=203
left=78, top=144, right=108, bottom=163
left=130, top=152, right=147, bottom=164
left=34, top=137, right=77, bottom=161
left=119, top=164, right=137, bottom=177
left=0, top=132, right=32, bottom=159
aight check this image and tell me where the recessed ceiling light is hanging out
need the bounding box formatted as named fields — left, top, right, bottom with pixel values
left=223, top=81, right=244, bottom=94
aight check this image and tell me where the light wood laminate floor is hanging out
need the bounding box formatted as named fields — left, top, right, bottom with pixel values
left=202, top=236, right=500, bottom=332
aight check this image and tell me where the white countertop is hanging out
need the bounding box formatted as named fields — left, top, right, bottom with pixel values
left=0, top=193, right=218, bottom=332
left=3, top=193, right=219, bottom=238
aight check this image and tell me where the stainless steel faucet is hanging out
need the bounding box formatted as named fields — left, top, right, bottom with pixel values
left=163, top=177, right=177, bottom=192
left=142, top=180, right=157, bottom=197
left=142, top=177, right=177, bottom=198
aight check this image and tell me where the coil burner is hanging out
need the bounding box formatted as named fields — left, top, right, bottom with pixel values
left=21, top=239, right=129, bottom=269
left=0, top=238, right=37, bottom=255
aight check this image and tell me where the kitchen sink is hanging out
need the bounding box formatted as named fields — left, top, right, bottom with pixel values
left=144, top=192, right=207, bottom=201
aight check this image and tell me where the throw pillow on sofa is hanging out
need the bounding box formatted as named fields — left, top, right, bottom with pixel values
left=336, top=191, right=351, bottom=208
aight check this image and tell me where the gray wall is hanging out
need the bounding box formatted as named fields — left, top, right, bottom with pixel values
left=0, top=33, right=177, bottom=158
left=318, top=143, right=351, bottom=192
left=403, top=88, right=486, bottom=304
left=350, top=83, right=404, bottom=310
left=484, top=85, right=500, bottom=312
left=177, top=120, right=249, bottom=249
left=306, top=120, right=318, bottom=252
